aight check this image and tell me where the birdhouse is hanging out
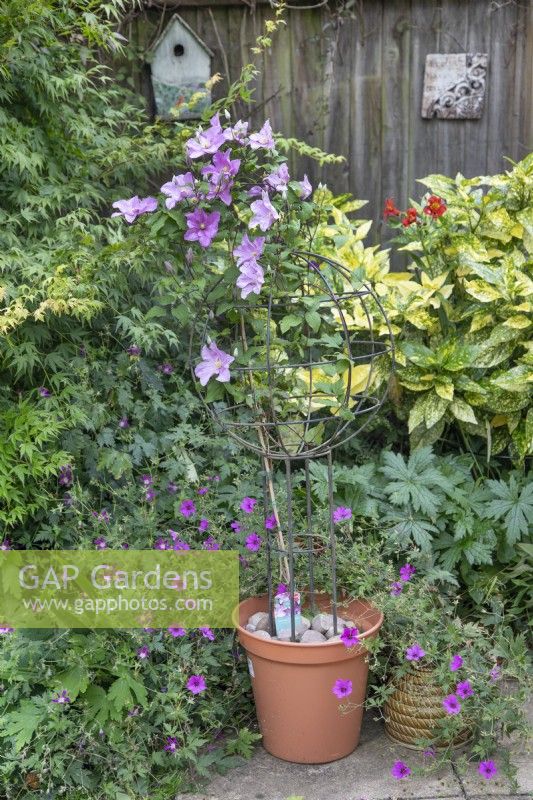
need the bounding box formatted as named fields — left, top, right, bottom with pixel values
left=149, top=14, right=214, bottom=120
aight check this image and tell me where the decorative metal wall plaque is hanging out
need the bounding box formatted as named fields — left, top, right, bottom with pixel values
left=421, top=53, right=488, bottom=119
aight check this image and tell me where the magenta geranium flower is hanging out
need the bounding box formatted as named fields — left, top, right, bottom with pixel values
left=442, top=694, right=461, bottom=714
left=236, top=260, right=265, bottom=299
left=199, top=626, right=215, bottom=641
left=164, top=736, right=179, bottom=752
left=93, top=536, right=107, bottom=550
left=264, top=514, right=276, bottom=530
left=198, top=486, right=208, bottom=495
left=51, top=690, right=71, bottom=704
left=137, top=646, right=150, bottom=660
left=0, top=627, right=14, bottom=634
left=245, top=533, right=262, bottom=552
left=249, top=190, right=279, bottom=231
left=333, top=506, right=352, bottom=524
left=194, top=341, right=234, bottom=386
left=168, top=627, right=186, bottom=637
left=118, top=416, right=130, bottom=429
left=449, top=654, right=464, bottom=672
left=187, top=674, right=207, bottom=694
left=0, top=539, right=11, bottom=551
left=405, top=643, right=425, bottom=661
left=167, top=481, right=178, bottom=493
left=198, top=518, right=209, bottom=533
left=38, top=386, right=51, bottom=397
left=478, top=760, right=497, bottom=780
left=489, top=664, right=502, bottom=681
left=298, top=174, right=312, bottom=199
left=154, top=538, right=169, bottom=550
left=140, top=474, right=153, bottom=487
left=340, top=626, right=360, bottom=648
left=249, top=120, right=275, bottom=150
left=456, top=680, right=473, bottom=698
left=332, top=678, right=352, bottom=699
left=159, top=363, right=174, bottom=375
left=179, top=499, right=196, bottom=518
left=58, top=464, right=72, bottom=487
left=203, top=536, right=220, bottom=551
left=145, top=489, right=156, bottom=503
left=399, top=563, right=416, bottom=582
left=184, top=208, right=220, bottom=248
left=127, top=344, right=141, bottom=356
left=391, top=760, right=411, bottom=780
left=233, top=234, right=266, bottom=266
left=185, top=114, right=226, bottom=159
left=390, top=581, right=403, bottom=597
left=231, top=521, right=242, bottom=532
left=111, top=195, right=157, bottom=223
left=240, top=497, right=257, bottom=513
left=160, top=172, right=195, bottom=208
left=423, top=747, right=436, bottom=758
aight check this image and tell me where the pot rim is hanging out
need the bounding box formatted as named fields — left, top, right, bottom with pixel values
left=233, top=593, right=384, bottom=648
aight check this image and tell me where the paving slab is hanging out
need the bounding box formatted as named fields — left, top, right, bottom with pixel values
left=180, top=712, right=463, bottom=800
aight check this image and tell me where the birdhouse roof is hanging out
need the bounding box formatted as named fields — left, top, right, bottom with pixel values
left=149, top=13, right=214, bottom=58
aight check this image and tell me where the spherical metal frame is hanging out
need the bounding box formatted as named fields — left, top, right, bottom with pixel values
left=190, top=251, right=395, bottom=460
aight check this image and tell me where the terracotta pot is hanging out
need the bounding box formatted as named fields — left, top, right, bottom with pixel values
left=385, top=667, right=470, bottom=749
left=235, top=593, right=383, bottom=763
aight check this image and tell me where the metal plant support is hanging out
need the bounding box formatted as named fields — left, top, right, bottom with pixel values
left=192, top=252, right=394, bottom=641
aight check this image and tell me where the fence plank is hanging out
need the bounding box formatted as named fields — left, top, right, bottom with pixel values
left=129, top=0, right=531, bottom=227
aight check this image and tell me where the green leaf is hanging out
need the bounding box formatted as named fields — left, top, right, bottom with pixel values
left=280, top=314, right=301, bottom=333
left=485, top=475, right=533, bottom=544
left=304, top=310, right=321, bottom=332
left=0, top=701, right=46, bottom=751
left=450, top=398, right=477, bottom=425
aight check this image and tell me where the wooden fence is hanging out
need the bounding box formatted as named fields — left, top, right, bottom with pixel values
left=129, top=0, right=533, bottom=239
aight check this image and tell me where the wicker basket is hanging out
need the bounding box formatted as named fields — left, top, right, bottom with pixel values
left=384, top=668, right=470, bottom=750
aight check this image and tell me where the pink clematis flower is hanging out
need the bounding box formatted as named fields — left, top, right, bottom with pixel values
left=160, top=172, right=196, bottom=208
left=233, top=234, right=266, bottom=266
left=249, top=120, right=275, bottom=150
left=184, top=208, right=220, bottom=248
left=112, top=196, right=157, bottom=223
left=265, top=163, right=290, bottom=196
left=249, top=191, right=279, bottom=231
left=194, top=342, right=234, bottom=386
left=236, top=260, right=265, bottom=299
left=298, top=174, right=312, bottom=199
left=185, top=114, right=226, bottom=159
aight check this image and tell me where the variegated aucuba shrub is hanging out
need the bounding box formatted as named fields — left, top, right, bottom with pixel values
left=318, top=156, right=532, bottom=462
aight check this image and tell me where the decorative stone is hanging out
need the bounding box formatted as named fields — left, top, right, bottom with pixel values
left=300, top=629, right=327, bottom=643
left=249, top=612, right=270, bottom=631
left=328, top=634, right=343, bottom=642
left=251, top=630, right=271, bottom=639
left=277, top=631, right=293, bottom=642
left=326, top=620, right=349, bottom=638
left=245, top=623, right=256, bottom=632
left=311, top=613, right=334, bottom=633
left=300, top=616, right=311, bottom=632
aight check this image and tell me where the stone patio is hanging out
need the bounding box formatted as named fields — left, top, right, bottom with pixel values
left=179, top=700, right=532, bottom=800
